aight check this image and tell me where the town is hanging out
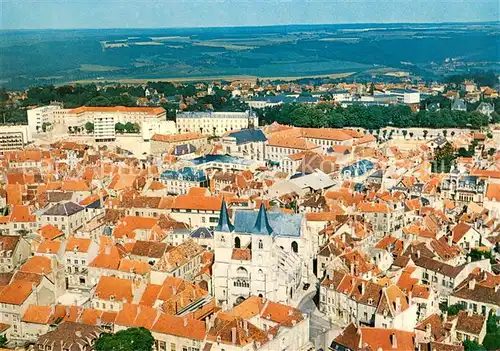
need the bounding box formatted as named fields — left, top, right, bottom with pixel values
left=0, top=75, right=498, bottom=351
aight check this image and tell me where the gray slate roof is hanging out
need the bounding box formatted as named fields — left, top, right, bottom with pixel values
left=43, top=202, right=84, bottom=216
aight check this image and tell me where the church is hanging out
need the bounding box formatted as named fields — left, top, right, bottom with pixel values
left=213, top=200, right=311, bottom=307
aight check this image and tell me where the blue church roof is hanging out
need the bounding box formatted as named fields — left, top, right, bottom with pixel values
left=341, top=159, right=374, bottom=177
left=233, top=209, right=302, bottom=237
left=215, top=200, right=234, bottom=232
left=227, top=129, right=267, bottom=145
left=173, top=144, right=196, bottom=156
left=160, top=167, right=207, bottom=182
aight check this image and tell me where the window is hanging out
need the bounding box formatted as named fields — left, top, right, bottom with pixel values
left=291, top=241, right=298, bottom=254
left=171, top=344, right=176, bottom=351
left=258, top=240, right=263, bottom=249
left=234, top=237, right=241, bottom=249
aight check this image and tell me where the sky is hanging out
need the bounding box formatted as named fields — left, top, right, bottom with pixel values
left=1, top=0, right=499, bottom=30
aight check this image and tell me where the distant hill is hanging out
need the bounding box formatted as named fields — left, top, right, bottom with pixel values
left=1, top=22, right=499, bottom=89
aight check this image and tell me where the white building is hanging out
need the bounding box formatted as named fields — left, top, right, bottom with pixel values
left=0, top=125, right=32, bottom=152
left=176, top=111, right=258, bottom=136
left=27, top=105, right=62, bottom=134
left=213, top=201, right=310, bottom=308
left=66, top=106, right=167, bottom=142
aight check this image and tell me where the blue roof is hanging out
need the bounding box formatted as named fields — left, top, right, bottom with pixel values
left=191, top=154, right=254, bottom=166
left=233, top=209, right=302, bottom=237
left=341, top=159, right=374, bottom=177
left=160, top=167, right=207, bottom=182
left=173, top=144, right=196, bottom=156
left=252, top=204, right=273, bottom=235
left=227, top=129, right=267, bottom=145
left=190, top=227, right=213, bottom=238
left=215, top=200, right=234, bottom=232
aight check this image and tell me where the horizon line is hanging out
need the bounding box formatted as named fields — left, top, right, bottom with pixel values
left=1, top=19, right=499, bottom=31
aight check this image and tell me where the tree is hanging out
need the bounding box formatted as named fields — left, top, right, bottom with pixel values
left=463, top=339, right=486, bottom=351
left=0, top=335, right=6, bottom=347
left=423, top=130, right=428, bottom=139
left=409, top=132, right=414, bottom=139
left=402, top=130, right=407, bottom=139
left=115, top=122, right=125, bottom=134
left=124, top=122, right=135, bottom=133
left=446, top=303, right=466, bottom=316
left=483, top=312, right=500, bottom=350
left=451, top=131, right=455, bottom=138
left=95, top=327, right=154, bottom=351
left=85, top=122, right=94, bottom=134
left=41, top=122, right=51, bottom=133
left=443, top=129, right=448, bottom=137
left=432, top=142, right=456, bottom=173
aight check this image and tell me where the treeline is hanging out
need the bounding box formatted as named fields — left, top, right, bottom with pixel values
left=257, top=103, right=497, bottom=130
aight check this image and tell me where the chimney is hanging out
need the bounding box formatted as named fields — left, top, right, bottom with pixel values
left=104, top=245, right=111, bottom=255
left=350, top=263, right=354, bottom=276
left=395, top=297, right=401, bottom=312
left=391, top=333, right=397, bottom=349
left=467, top=309, right=473, bottom=317
left=96, top=316, right=102, bottom=326
left=467, top=256, right=471, bottom=263
left=243, top=320, right=248, bottom=336
left=469, top=279, right=476, bottom=290
left=425, top=323, right=432, bottom=339
left=447, top=235, right=453, bottom=246
left=231, top=327, right=237, bottom=345
left=361, top=282, right=366, bottom=296
left=408, top=291, right=412, bottom=306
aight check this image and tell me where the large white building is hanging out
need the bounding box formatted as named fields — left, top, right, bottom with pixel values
left=176, top=111, right=258, bottom=136
left=67, top=106, right=167, bottom=142
left=213, top=201, right=310, bottom=308
left=27, top=105, right=62, bottom=134
left=0, top=125, right=32, bottom=152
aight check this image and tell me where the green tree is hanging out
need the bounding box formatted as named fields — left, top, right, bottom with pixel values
left=124, top=122, right=135, bottom=133
left=85, top=122, right=94, bottom=133
left=443, top=130, right=448, bottom=137
left=483, top=312, right=500, bottom=350
left=95, top=327, right=154, bottom=351
left=432, top=142, right=456, bottom=173
left=0, top=334, right=7, bottom=347
left=115, top=122, right=125, bottom=134
left=423, top=130, right=428, bottom=139
left=463, top=339, right=486, bottom=351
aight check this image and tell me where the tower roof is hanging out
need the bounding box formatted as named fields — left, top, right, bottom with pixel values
left=252, top=203, right=273, bottom=235
left=215, top=199, right=234, bottom=232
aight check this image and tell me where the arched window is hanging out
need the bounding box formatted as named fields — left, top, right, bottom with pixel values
left=258, top=240, right=263, bottom=249
left=221, top=235, right=225, bottom=243
left=234, top=236, right=241, bottom=249
left=291, top=241, right=298, bottom=254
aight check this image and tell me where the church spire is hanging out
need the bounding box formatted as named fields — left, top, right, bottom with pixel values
left=215, top=199, right=234, bottom=232
left=252, top=203, right=273, bottom=235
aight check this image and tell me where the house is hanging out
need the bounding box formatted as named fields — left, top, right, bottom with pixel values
left=476, top=102, right=494, bottom=117
left=449, top=222, right=483, bottom=250
left=451, top=310, right=487, bottom=344
left=332, top=323, right=416, bottom=351
left=40, top=202, right=86, bottom=236
left=33, top=321, right=101, bottom=351
left=0, top=235, right=31, bottom=273
left=451, top=99, right=467, bottom=111
left=64, top=236, right=99, bottom=290
left=221, top=128, right=267, bottom=161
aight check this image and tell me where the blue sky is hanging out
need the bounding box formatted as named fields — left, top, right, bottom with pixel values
left=1, top=0, right=499, bottom=29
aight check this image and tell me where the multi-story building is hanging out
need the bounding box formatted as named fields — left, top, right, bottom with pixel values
left=176, top=111, right=258, bottom=136
left=64, top=237, right=99, bottom=290
left=160, top=167, right=208, bottom=195
left=441, top=169, right=486, bottom=205
left=221, top=128, right=267, bottom=161
left=0, top=125, right=32, bottom=152
left=40, top=202, right=86, bottom=236
left=66, top=106, right=167, bottom=142
left=150, top=132, right=208, bottom=156
left=26, top=104, right=62, bottom=134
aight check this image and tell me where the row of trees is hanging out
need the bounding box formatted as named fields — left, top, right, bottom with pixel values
left=115, top=122, right=140, bottom=134
left=257, top=103, right=495, bottom=130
